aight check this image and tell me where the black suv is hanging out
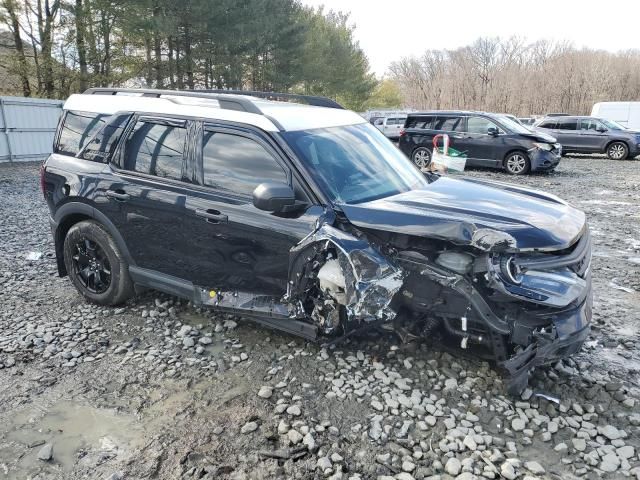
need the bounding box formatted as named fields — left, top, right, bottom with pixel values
left=399, top=111, right=561, bottom=174
left=534, top=116, right=640, bottom=160
left=42, top=89, right=592, bottom=393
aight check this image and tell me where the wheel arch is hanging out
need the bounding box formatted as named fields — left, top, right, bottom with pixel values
left=53, top=202, right=134, bottom=276
left=503, top=148, right=529, bottom=162
left=605, top=139, right=629, bottom=157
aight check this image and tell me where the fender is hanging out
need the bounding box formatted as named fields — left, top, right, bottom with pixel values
left=52, top=201, right=135, bottom=276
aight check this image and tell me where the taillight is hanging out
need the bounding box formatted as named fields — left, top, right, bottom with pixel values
left=39, top=164, right=46, bottom=196
left=399, top=129, right=406, bottom=137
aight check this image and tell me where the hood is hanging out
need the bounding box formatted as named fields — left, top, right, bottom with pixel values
left=340, top=176, right=586, bottom=252
left=524, top=130, right=557, bottom=143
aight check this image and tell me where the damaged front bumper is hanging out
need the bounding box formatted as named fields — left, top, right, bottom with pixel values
left=501, top=286, right=592, bottom=394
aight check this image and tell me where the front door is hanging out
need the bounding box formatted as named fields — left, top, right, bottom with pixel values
left=454, top=116, right=501, bottom=167
left=182, top=125, right=322, bottom=296
left=578, top=118, right=609, bottom=152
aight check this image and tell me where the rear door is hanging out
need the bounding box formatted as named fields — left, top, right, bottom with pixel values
left=578, top=118, right=608, bottom=152
left=181, top=124, right=323, bottom=295
left=553, top=118, right=582, bottom=150
left=108, top=116, right=195, bottom=280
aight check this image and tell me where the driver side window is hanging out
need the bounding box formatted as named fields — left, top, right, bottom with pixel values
left=466, top=117, right=501, bottom=134
left=201, top=131, right=288, bottom=197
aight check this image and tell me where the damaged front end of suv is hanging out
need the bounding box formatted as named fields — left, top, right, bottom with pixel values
left=281, top=159, right=591, bottom=395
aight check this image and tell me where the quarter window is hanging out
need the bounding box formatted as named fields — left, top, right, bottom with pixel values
left=55, top=111, right=107, bottom=156
left=202, top=132, right=287, bottom=197
left=123, top=121, right=187, bottom=181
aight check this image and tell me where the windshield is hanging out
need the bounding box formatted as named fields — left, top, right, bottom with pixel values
left=600, top=118, right=627, bottom=131
left=283, top=123, right=429, bottom=204
left=496, top=115, right=532, bottom=134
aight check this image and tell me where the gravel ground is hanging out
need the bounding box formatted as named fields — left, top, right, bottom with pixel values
left=0, top=157, right=639, bottom=480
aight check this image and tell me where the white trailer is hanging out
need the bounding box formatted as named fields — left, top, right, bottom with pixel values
left=591, top=102, right=640, bottom=130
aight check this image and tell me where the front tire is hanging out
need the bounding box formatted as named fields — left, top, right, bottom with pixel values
left=607, top=142, right=629, bottom=160
left=412, top=147, right=432, bottom=169
left=504, top=151, right=531, bottom=175
left=63, top=220, right=133, bottom=306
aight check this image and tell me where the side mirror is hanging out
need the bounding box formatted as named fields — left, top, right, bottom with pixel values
left=253, top=182, right=296, bottom=213
left=487, top=126, right=499, bottom=136
left=596, top=127, right=607, bottom=133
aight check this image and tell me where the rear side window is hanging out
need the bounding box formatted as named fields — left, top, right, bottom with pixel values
left=433, top=116, right=463, bottom=132
left=79, top=114, right=131, bottom=163
left=123, top=121, right=187, bottom=181
left=556, top=119, right=578, bottom=131
left=55, top=110, right=107, bottom=156
left=405, top=116, right=434, bottom=129
left=201, top=132, right=287, bottom=197
left=579, top=119, right=603, bottom=131
left=538, top=120, right=557, bottom=129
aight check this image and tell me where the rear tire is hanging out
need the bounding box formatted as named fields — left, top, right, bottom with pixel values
left=412, top=147, right=432, bottom=169
left=504, top=151, right=531, bottom=175
left=606, top=141, right=629, bottom=160
left=63, top=220, right=133, bottom=306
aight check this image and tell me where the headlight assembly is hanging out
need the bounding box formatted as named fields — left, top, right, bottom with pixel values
left=532, top=142, right=553, bottom=151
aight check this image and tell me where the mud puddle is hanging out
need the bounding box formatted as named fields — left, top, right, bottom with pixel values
left=2, top=400, right=142, bottom=475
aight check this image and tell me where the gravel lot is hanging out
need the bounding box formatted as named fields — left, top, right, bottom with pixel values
left=1, top=157, right=639, bottom=480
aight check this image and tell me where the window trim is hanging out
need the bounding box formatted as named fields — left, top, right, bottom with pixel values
left=196, top=124, right=292, bottom=201
left=112, top=114, right=191, bottom=184
left=465, top=116, right=502, bottom=135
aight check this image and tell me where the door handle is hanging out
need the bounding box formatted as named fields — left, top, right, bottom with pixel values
left=195, top=208, right=228, bottom=224
left=106, top=190, right=130, bottom=201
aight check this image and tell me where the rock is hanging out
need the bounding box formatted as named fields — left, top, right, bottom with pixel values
left=572, top=438, right=586, bottom=452
left=257, top=386, right=273, bottom=399
left=371, top=400, right=384, bottom=412
left=37, top=443, right=53, bottom=461
left=598, top=425, right=621, bottom=440
left=444, top=378, right=458, bottom=390
left=395, top=474, right=415, bottom=480
left=177, top=325, right=191, bottom=336
left=402, top=460, right=416, bottom=472
left=599, top=453, right=620, bottom=472
left=317, top=456, right=332, bottom=471
left=444, top=457, right=461, bottom=476
left=240, top=421, right=258, bottom=434
left=287, top=429, right=303, bottom=444
left=511, top=418, right=525, bottom=432
left=525, top=461, right=545, bottom=475
left=463, top=435, right=477, bottom=451
left=303, top=432, right=316, bottom=452
left=500, top=461, right=516, bottom=480
left=182, top=337, right=195, bottom=348
left=286, top=405, right=301, bottom=416
left=198, top=336, right=213, bottom=345
left=617, top=445, right=635, bottom=459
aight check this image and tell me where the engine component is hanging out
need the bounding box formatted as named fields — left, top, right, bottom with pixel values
left=436, top=251, right=474, bottom=274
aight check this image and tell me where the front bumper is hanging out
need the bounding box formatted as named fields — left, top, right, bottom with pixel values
left=530, top=148, right=561, bottom=171
left=500, top=287, right=592, bottom=394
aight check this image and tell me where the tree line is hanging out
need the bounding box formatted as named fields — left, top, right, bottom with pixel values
left=0, top=0, right=379, bottom=110
left=390, top=37, right=640, bottom=116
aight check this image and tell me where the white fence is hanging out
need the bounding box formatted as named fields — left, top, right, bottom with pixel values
left=0, top=96, right=63, bottom=163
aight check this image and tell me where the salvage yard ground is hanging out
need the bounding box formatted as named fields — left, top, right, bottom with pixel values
left=0, top=156, right=639, bottom=480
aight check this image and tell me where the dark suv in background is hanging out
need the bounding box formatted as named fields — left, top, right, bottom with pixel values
left=399, top=111, right=561, bottom=174
left=534, top=116, right=640, bottom=160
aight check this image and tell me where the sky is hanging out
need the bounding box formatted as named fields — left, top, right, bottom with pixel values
left=301, top=0, right=640, bottom=76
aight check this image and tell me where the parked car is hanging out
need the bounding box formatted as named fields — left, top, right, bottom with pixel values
left=518, top=117, right=536, bottom=126
left=534, top=115, right=640, bottom=160
left=591, top=102, right=640, bottom=131
left=398, top=111, right=561, bottom=174
left=372, top=115, right=407, bottom=139
left=42, top=89, right=592, bottom=394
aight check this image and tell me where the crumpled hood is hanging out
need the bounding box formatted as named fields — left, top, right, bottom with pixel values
left=523, top=130, right=557, bottom=143
left=340, top=176, right=586, bottom=252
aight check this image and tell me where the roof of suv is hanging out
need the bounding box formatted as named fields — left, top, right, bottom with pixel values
left=63, top=89, right=366, bottom=133
left=407, top=110, right=499, bottom=117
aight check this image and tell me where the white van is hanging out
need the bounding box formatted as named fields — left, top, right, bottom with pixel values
left=591, top=102, right=640, bottom=130
left=372, top=115, right=407, bottom=139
